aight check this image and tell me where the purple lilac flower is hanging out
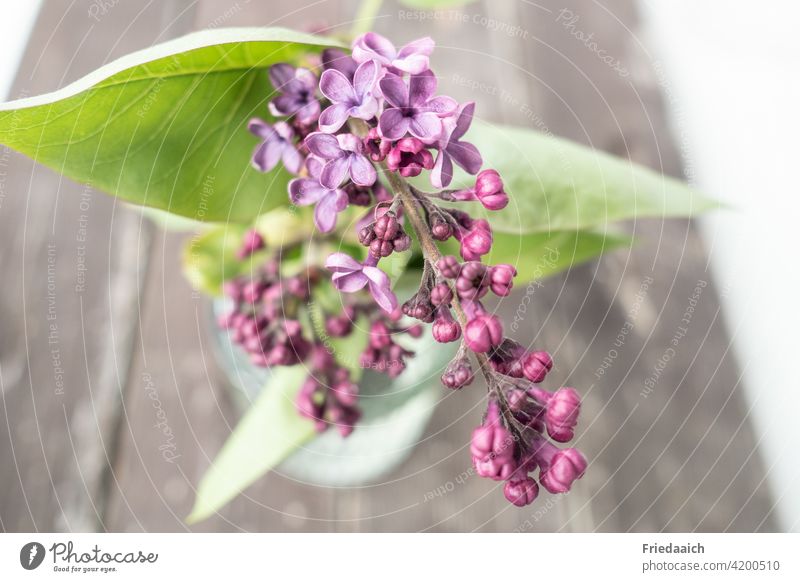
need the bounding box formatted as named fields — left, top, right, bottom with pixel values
left=379, top=71, right=457, bottom=142
left=288, top=179, right=348, bottom=233
left=431, top=102, right=483, bottom=188
left=318, top=60, right=380, bottom=133
left=267, top=64, right=321, bottom=124
left=321, top=48, right=358, bottom=80
left=351, top=32, right=434, bottom=75
left=325, top=252, right=397, bottom=313
left=248, top=118, right=303, bottom=174
left=305, top=132, right=377, bottom=189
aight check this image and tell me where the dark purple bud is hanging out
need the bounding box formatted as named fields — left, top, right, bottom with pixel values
left=401, top=290, right=435, bottom=323
left=363, top=127, right=391, bottom=162
left=325, top=314, right=353, bottom=337
left=369, top=238, right=395, bottom=258
left=436, top=255, right=461, bottom=279
left=374, top=212, right=400, bottom=240
left=386, top=137, right=435, bottom=178
left=392, top=233, right=411, bottom=252
left=504, top=477, right=539, bottom=507
left=474, top=169, right=509, bottom=211
left=490, top=264, right=517, bottom=296
left=441, top=355, right=474, bottom=389
left=331, top=380, right=359, bottom=407
left=358, top=225, right=377, bottom=246
left=455, top=261, right=490, bottom=301
left=522, top=350, right=553, bottom=383
left=430, top=283, right=453, bottom=307
left=464, top=314, right=503, bottom=353
left=346, top=183, right=373, bottom=206
left=369, top=320, right=392, bottom=349
left=430, top=213, right=453, bottom=241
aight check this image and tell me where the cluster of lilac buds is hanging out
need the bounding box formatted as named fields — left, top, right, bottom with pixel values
left=235, top=32, right=587, bottom=504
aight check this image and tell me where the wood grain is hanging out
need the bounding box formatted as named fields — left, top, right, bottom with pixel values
left=0, top=0, right=777, bottom=532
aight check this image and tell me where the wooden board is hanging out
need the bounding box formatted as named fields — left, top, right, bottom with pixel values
left=0, top=0, right=777, bottom=532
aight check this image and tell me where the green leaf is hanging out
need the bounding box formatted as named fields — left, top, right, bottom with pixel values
left=458, top=123, right=718, bottom=234
left=187, top=365, right=315, bottom=524
left=182, top=224, right=249, bottom=297
left=0, top=28, right=344, bottom=223
left=399, top=0, right=479, bottom=8
left=488, top=229, right=632, bottom=283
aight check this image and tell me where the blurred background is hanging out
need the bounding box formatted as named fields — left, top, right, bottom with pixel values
left=0, top=0, right=797, bottom=532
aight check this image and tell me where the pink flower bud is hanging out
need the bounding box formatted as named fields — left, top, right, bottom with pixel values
left=374, top=212, right=400, bottom=241
left=363, top=127, right=390, bottom=162
left=386, top=137, right=434, bottom=178
left=474, top=169, right=508, bottom=210
left=545, top=387, right=581, bottom=442
left=471, top=403, right=518, bottom=481
left=504, top=477, right=539, bottom=507
left=490, top=264, right=517, bottom=296
left=432, top=309, right=461, bottom=343
left=436, top=255, right=461, bottom=279
left=539, top=448, right=587, bottom=494
left=441, top=356, right=474, bottom=389
left=523, top=350, right=553, bottom=383
left=459, top=219, right=493, bottom=261
left=237, top=229, right=265, bottom=259
left=464, top=314, right=503, bottom=353
left=430, top=283, right=453, bottom=307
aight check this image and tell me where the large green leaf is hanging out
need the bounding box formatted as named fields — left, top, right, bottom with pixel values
left=187, top=365, right=315, bottom=524
left=456, top=123, right=717, bottom=234
left=0, top=28, right=344, bottom=223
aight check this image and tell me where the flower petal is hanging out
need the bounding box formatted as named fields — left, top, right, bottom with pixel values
left=352, top=60, right=378, bottom=100
left=322, top=48, right=357, bottom=80
left=268, top=63, right=296, bottom=92
left=378, top=108, right=410, bottom=141
left=352, top=32, right=396, bottom=64
left=295, top=99, right=321, bottom=125
left=451, top=101, right=475, bottom=141
left=326, top=252, right=363, bottom=273
left=349, top=97, right=379, bottom=121
left=281, top=144, right=304, bottom=175
left=318, top=103, right=351, bottom=133
left=320, top=156, right=351, bottom=189
left=408, top=112, right=443, bottom=142
left=408, top=70, right=437, bottom=107
left=332, top=271, right=369, bottom=293
left=397, top=37, right=434, bottom=59
left=314, top=190, right=349, bottom=232
left=319, top=68, right=356, bottom=104
left=247, top=118, right=276, bottom=140
left=449, top=140, right=482, bottom=175
left=288, top=178, right=326, bottom=206
left=430, top=150, right=454, bottom=189
left=305, top=132, right=342, bottom=159
left=379, top=74, right=409, bottom=108
left=349, top=154, right=377, bottom=186
left=363, top=266, right=398, bottom=313
left=251, top=139, right=281, bottom=172
left=426, top=95, right=458, bottom=117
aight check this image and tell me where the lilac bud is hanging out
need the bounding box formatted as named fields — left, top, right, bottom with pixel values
left=464, top=314, right=503, bottom=353
left=459, top=219, right=493, bottom=261
left=237, top=229, right=265, bottom=259
left=331, top=380, right=359, bottom=407
left=432, top=309, right=461, bottom=343
left=369, top=238, right=395, bottom=258
left=539, top=448, right=587, bottom=494
left=504, top=477, right=539, bottom=507
left=544, top=387, right=581, bottom=442
left=222, top=280, right=243, bottom=302
left=364, top=127, right=391, bottom=162
left=430, top=283, right=453, bottom=307
left=489, top=264, right=517, bottom=297
left=471, top=402, right=517, bottom=481
left=401, top=291, right=435, bottom=323
left=346, top=183, right=373, bottom=206
left=325, top=314, right=353, bottom=338
left=369, top=320, right=392, bottom=349
left=523, top=350, right=553, bottom=383
left=436, top=255, right=461, bottom=279
left=455, top=261, right=489, bottom=301
left=374, top=212, right=400, bottom=241
left=386, top=137, right=435, bottom=178
left=474, top=169, right=508, bottom=211
left=441, top=355, right=474, bottom=389
left=392, top=233, right=411, bottom=252
left=358, top=225, right=376, bottom=246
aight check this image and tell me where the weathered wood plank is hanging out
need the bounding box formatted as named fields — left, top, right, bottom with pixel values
left=0, top=1, right=196, bottom=532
